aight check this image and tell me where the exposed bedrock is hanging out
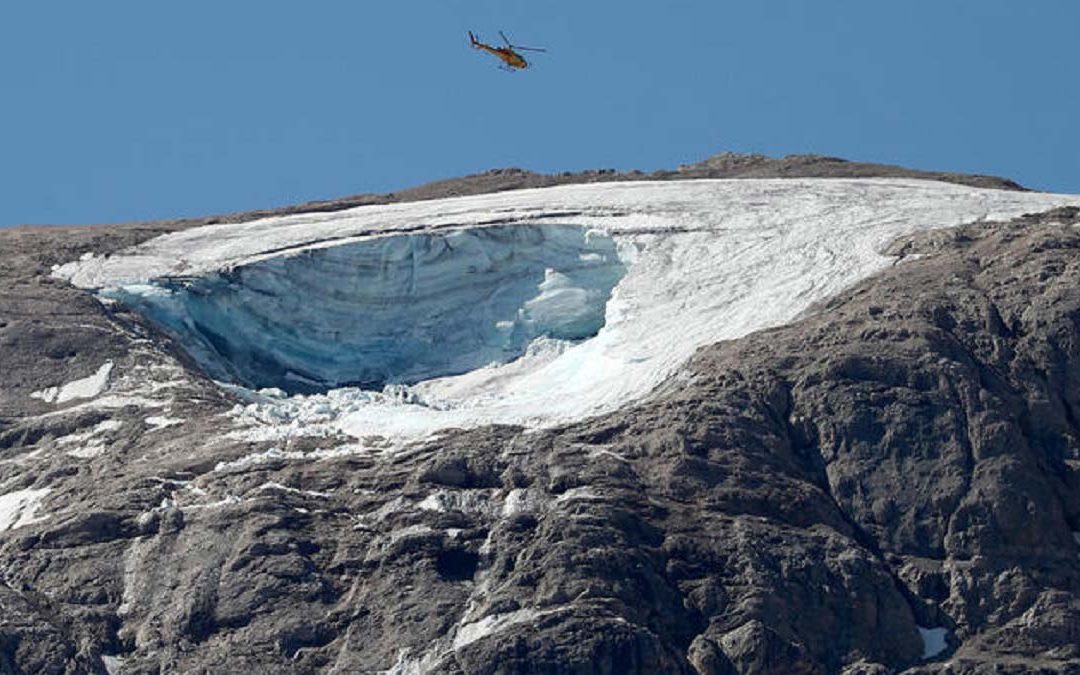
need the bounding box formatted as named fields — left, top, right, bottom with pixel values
left=110, top=224, right=626, bottom=393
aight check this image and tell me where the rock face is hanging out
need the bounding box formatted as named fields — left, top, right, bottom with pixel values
left=2, top=156, right=1080, bottom=674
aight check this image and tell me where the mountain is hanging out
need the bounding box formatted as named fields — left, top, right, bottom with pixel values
left=2, top=154, right=1080, bottom=674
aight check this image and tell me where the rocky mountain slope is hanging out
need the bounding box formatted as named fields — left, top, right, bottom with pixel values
left=2, top=155, right=1080, bottom=674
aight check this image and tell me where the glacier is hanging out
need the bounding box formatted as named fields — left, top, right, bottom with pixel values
left=54, top=178, right=1080, bottom=441
left=104, top=224, right=625, bottom=393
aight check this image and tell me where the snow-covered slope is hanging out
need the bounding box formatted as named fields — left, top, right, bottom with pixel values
left=54, top=178, right=1080, bottom=441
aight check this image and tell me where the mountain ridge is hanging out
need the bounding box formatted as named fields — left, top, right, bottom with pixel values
left=9, top=152, right=1025, bottom=231
left=1, top=156, right=1079, bottom=674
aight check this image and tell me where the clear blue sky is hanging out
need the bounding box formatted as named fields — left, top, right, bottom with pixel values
left=2, top=1, right=1078, bottom=226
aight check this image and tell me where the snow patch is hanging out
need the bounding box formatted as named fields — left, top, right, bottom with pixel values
left=453, top=607, right=564, bottom=651
left=214, top=443, right=373, bottom=472
left=256, top=482, right=334, bottom=499
left=31, top=361, right=113, bottom=403
left=100, top=655, right=124, bottom=675
left=182, top=495, right=243, bottom=511
left=918, top=626, right=949, bottom=660
left=56, top=419, right=122, bottom=444
left=67, top=442, right=108, bottom=459
left=590, top=447, right=630, bottom=463
left=145, top=415, right=183, bottom=430
left=417, top=490, right=492, bottom=514
left=501, top=488, right=547, bottom=517
left=0, top=488, right=52, bottom=531
left=0, top=447, right=46, bottom=465
left=382, top=648, right=440, bottom=675
left=45, top=394, right=167, bottom=416
left=57, top=420, right=122, bottom=459
left=554, top=487, right=603, bottom=505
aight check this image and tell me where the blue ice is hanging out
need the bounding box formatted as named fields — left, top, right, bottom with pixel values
left=110, top=224, right=626, bottom=393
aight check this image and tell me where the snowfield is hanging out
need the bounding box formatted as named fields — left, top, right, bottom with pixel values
left=54, top=178, right=1080, bottom=441
left=0, top=488, right=52, bottom=532
left=31, top=361, right=114, bottom=404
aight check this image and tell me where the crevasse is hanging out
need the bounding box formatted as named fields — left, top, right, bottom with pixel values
left=109, top=224, right=626, bottom=393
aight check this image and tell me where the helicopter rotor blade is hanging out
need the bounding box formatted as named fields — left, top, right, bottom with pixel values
left=498, top=30, right=546, bottom=53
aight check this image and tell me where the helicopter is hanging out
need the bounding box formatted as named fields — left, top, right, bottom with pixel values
left=468, top=31, right=546, bottom=71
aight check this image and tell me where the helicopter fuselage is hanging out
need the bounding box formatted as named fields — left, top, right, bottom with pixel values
left=469, top=32, right=533, bottom=70
left=474, top=43, right=528, bottom=69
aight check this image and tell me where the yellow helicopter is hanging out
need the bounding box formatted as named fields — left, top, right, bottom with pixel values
left=468, top=31, right=546, bottom=71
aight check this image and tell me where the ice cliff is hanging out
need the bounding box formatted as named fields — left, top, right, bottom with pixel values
left=106, top=225, right=625, bottom=393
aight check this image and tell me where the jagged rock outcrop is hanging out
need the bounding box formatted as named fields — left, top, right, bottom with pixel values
left=1, top=158, right=1079, bottom=674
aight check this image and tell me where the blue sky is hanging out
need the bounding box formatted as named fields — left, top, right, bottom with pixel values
left=2, top=1, right=1078, bottom=226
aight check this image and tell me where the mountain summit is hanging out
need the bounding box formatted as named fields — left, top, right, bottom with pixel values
left=3, top=155, right=1080, bottom=674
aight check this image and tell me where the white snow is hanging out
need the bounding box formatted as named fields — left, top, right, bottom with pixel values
left=144, top=415, right=183, bottom=430
left=181, top=494, right=243, bottom=510
left=382, top=648, right=440, bottom=675
left=553, top=487, right=603, bottom=506
left=56, top=419, right=122, bottom=443
left=56, top=420, right=122, bottom=459
left=53, top=179, right=1080, bottom=442
left=31, top=361, right=114, bottom=404
left=96, top=419, right=123, bottom=433
left=0, top=488, right=52, bottom=531
left=453, top=608, right=548, bottom=650
left=918, top=626, right=949, bottom=659
left=384, top=603, right=573, bottom=671
left=100, top=655, right=124, bottom=675
left=213, top=443, right=372, bottom=472
left=501, top=488, right=537, bottom=517
left=67, top=442, right=107, bottom=459
left=256, top=481, right=334, bottom=499
left=32, top=386, right=60, bottom=401
left=416, top=490, right=492, bottom=514
left=67, top=419, right=122, bottom=438
left=39, top=395, right=167, bottom=418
